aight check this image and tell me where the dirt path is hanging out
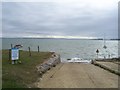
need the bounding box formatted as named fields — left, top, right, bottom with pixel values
left=37, top=63, right=118, bottom=88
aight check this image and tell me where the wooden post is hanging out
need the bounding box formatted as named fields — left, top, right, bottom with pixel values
left=28, top=47, right=31, bottom=56
left=38, top=46, right=39, bottom=52
left=9, top=49, right=11, bottom=61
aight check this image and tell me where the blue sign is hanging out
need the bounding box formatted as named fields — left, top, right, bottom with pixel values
left=11, top=48, right=19, bottom=60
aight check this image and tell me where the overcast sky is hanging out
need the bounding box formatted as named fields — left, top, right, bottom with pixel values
left=2, top=0, right=119, bottom=39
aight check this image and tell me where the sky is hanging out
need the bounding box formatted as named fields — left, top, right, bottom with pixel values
left=2, top=0, right=119, bottom=39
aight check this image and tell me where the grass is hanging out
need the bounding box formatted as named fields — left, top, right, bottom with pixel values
left=2, top=50, right=53, bottom=88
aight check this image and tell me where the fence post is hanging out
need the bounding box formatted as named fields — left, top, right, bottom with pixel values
left=38, top=46, right=39, bottom=52
left=28, top=47, right=31, bottom=56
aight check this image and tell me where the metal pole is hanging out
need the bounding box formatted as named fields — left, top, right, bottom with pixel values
left=97, top=53, right=98, bottom=59
left=96, top=49, right=99, bottom=59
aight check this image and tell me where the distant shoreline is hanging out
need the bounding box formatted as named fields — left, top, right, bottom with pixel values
left=1, top=37, right=120, bottom=41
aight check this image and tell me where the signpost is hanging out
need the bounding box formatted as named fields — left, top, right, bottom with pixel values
left=11, top=48, right=19, bottom=64
left=9, top=44, right=23, bottom=64
left=96, top=49, right=99, bottom=59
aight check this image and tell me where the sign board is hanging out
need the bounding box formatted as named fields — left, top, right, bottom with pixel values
left=11, top=48, right=19, bottom=60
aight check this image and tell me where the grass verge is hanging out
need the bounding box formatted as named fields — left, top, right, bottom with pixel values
left=2, top=50, right=53, bottom=88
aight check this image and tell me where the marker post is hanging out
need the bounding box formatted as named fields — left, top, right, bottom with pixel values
left=96, top=49, right=99, bottom=59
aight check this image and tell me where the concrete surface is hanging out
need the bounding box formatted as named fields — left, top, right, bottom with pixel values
left=36, top=63, right=119, bottom=88
left=96, top=61, right=118, bottom=72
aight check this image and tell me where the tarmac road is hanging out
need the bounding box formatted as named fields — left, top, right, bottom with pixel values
left=37, top=63, right=118, bottom=88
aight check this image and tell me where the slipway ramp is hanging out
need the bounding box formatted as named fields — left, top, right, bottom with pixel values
left=36, top=63, right=118, bottom=88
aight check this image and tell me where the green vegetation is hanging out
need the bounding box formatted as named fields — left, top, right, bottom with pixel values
left=2, top=50, right=53, bottom=88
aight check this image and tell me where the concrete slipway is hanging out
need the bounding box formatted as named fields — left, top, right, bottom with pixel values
left=36, top=63, right=119, bottom=88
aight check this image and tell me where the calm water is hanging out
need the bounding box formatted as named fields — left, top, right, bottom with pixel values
left=2, top=38, right=119, bottom=61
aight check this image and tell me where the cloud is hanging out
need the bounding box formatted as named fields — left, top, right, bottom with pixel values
left=2, top=0, right=118, bottom=39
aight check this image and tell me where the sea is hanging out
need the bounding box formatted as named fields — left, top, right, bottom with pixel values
left=1, top=38, right=119, bottom=62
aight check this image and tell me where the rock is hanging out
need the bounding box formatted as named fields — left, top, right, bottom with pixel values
left=36, top=53, right=61, bottom=76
